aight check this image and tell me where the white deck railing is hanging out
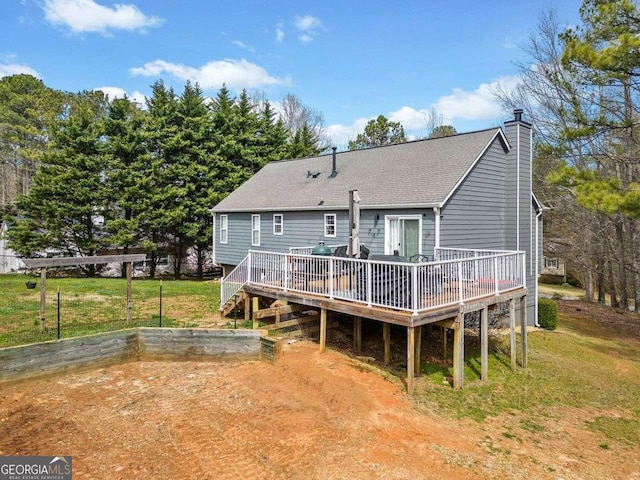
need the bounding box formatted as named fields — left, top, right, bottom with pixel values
left=220, top=255, right=249, bottom=307
left=289, top=244, right=348, bottom=255
left=221, top=248, right=526, bottom=314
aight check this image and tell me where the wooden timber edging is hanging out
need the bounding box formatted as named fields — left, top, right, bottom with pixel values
left=0, top=328, right=267, bottom=385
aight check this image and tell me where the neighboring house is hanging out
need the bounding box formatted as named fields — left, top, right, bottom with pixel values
left=0, top=221, right=24, bottom=274
left=542, top=256, right=566, bottom=278
left=212, top=110, right=542, bottom=322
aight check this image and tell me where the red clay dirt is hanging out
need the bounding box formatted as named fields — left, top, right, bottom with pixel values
left=0, top=339, right=638, bottom=479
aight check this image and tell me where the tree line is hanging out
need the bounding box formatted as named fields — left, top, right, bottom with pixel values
left=496, top=0, right=640, bottom=310
left=0, top=75, right=325, bottom=277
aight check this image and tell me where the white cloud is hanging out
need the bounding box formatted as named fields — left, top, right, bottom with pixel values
left=325, top=117, right=371, bottom=148
left=0, top=62, right=39, bottom=78
left=432, top=76, right=520, bottom=123
left=293, top=14, right=322, bottom=42
left=93, top=86, right=146, bottom=106
left=388, top=106, right=430, bottom=131
left=129, top=58, right=290, bottom=91
left=294, top=15, right=322, bottom=31
left=275, top=22, right=284, bottom=42
left=43, top=0, right=164, bottom=34
left=232, top=40, right=255, bottom=53
left=325, top=76, right=523, bottom=146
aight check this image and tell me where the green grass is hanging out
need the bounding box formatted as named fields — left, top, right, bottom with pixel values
left=0, top=274, right=220, bottom=347
left=416, top=310, right=640, bottom=447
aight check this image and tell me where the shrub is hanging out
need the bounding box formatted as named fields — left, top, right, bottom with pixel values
left=538, top=298, right=558, bottom=330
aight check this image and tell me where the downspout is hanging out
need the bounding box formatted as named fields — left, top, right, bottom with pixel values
left=516, top=123, right=520, bottom=251
left=433, top=207, right=441, bottom=258
left=212, top=212, right=216, bottom=266
left=534, top=209, right=542, bottom=327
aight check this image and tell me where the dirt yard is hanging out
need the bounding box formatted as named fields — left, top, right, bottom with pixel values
left=1, top=305, right=639, bottom=479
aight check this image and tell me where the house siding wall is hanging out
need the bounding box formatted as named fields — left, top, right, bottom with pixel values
left=439, top=138, right=507, bottom=250
left=504, top=120, right=536, bottom=322
left=214, top=208, right=436, bottom=266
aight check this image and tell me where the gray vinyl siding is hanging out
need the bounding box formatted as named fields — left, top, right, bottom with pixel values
left=214, top=208, right=436, bottom=266
left=439, top=138, right=507, bottom=250
left=504, top=120, right=535, bottom=322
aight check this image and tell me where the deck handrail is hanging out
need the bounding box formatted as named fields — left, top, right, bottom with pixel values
left=221, top=248, right=526, bottom=314
left=220, top=255, right=250, bottom=307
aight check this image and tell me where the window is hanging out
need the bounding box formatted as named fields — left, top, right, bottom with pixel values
left=544, top=257, right=558, bottom=269
left=252, top=214, right=261, bottom=246
left=220, top=215, right=228, bottom=244
left=324, top=213, right=337, bottom=237
left=273, top=214, right=283, bottom=235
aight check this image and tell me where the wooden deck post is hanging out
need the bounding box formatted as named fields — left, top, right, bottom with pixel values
left=126, top=262, right=132, bottom=324
left=520, top=296, right=528, bottom=369
left=244, top=294, right=251, bottom=324
left=383, top=323, right=390, bottom=365
left=414, top=325, right=422, bottom=375
left=509, top=298, right=517, bottom=372
left=407, top=326, right=415, bottom=394
left=319, top=308, right=327, bottom=353
left=353, top=316, right=362, bottom=352
left=252, top=297, right=259, bottom=329
left=480, top=306, right=488, bottom=382
left=39, top=267, right=47, bottom=332
left=442, top=326, right=447, bottom=359
left=452, top=312, right=464, bottom=389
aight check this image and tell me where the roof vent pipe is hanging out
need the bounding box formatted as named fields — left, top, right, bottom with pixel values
left=329, top=147, right=337, bottom=178
left=513, top=108, right=523, bottom=122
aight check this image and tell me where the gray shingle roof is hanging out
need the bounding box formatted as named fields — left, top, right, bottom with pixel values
left=213, top=128, right=508, bottom=212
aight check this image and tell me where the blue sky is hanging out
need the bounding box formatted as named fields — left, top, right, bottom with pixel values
left=2, top=0, right=582, bottom=148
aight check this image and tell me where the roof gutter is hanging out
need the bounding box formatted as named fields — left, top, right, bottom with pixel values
left=211, top=202, right=442, bottom=213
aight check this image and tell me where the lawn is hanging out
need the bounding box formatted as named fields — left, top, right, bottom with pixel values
left=415, top=299, right=640, bottom=449
left=0, top=274, right=221, bottom=347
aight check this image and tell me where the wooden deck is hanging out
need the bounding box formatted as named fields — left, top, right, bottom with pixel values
left=240, top=283, right=529, bottom=393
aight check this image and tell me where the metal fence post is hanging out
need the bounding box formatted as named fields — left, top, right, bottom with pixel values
left=57, top=287, right=61, bottom=340
left=159, top=280, right=163, bottom=327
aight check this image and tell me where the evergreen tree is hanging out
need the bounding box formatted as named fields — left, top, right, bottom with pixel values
left=144, top=80, right=184, bottom=278
left=7, top=91, right=109, bottom=276
left=103, top=96, right=151, bottom=276
left=348, top=115, right=406, bottom=150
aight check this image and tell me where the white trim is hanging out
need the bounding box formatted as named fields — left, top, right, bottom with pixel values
left=219, top=214, right=228, bottom=244
left=384, top=214, right=422, bottom=256
left=535, top=208, right=542, bottom=327
left=440, top=129, right=510, bottom=207
left=213, top=202, right=441, bottom=213
left=212, top=213, right=216, bottom=264
left=433, top=207, right=441, bottom=249
left=251, top=214, right=261, bottom=246
left=273, top=213, right=283, bottom=235
left=516, top=123, right=520, bottom=251
left=324, top=213, right=337, bottom=237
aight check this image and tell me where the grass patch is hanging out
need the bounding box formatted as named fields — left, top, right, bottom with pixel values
left=0, top=275, right=220, bottom=347
left=416, top=310, right=640, bottom=445
left=588, top=416, right=640, bottom=446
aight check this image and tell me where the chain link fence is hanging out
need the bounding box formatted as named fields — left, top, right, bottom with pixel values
left=0, top=276, right=220, bottom=348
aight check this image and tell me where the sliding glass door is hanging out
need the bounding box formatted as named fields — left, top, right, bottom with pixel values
left=385, top=216, right=421, bottom=259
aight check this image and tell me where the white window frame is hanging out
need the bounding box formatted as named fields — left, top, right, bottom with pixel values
left=324, top=213, right=337, bottom=238
left=251, top=214, right=261, bottom=246
left=273, top=214, right=283, bottom=235
left=219, top=214, right=228, bottom=244
left=544, top=257, right=559, bottom=269
left=384, top=215, right=422, bottom=256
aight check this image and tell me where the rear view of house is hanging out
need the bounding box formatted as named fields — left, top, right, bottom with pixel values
left=212, top=110, right=542, bottom=322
